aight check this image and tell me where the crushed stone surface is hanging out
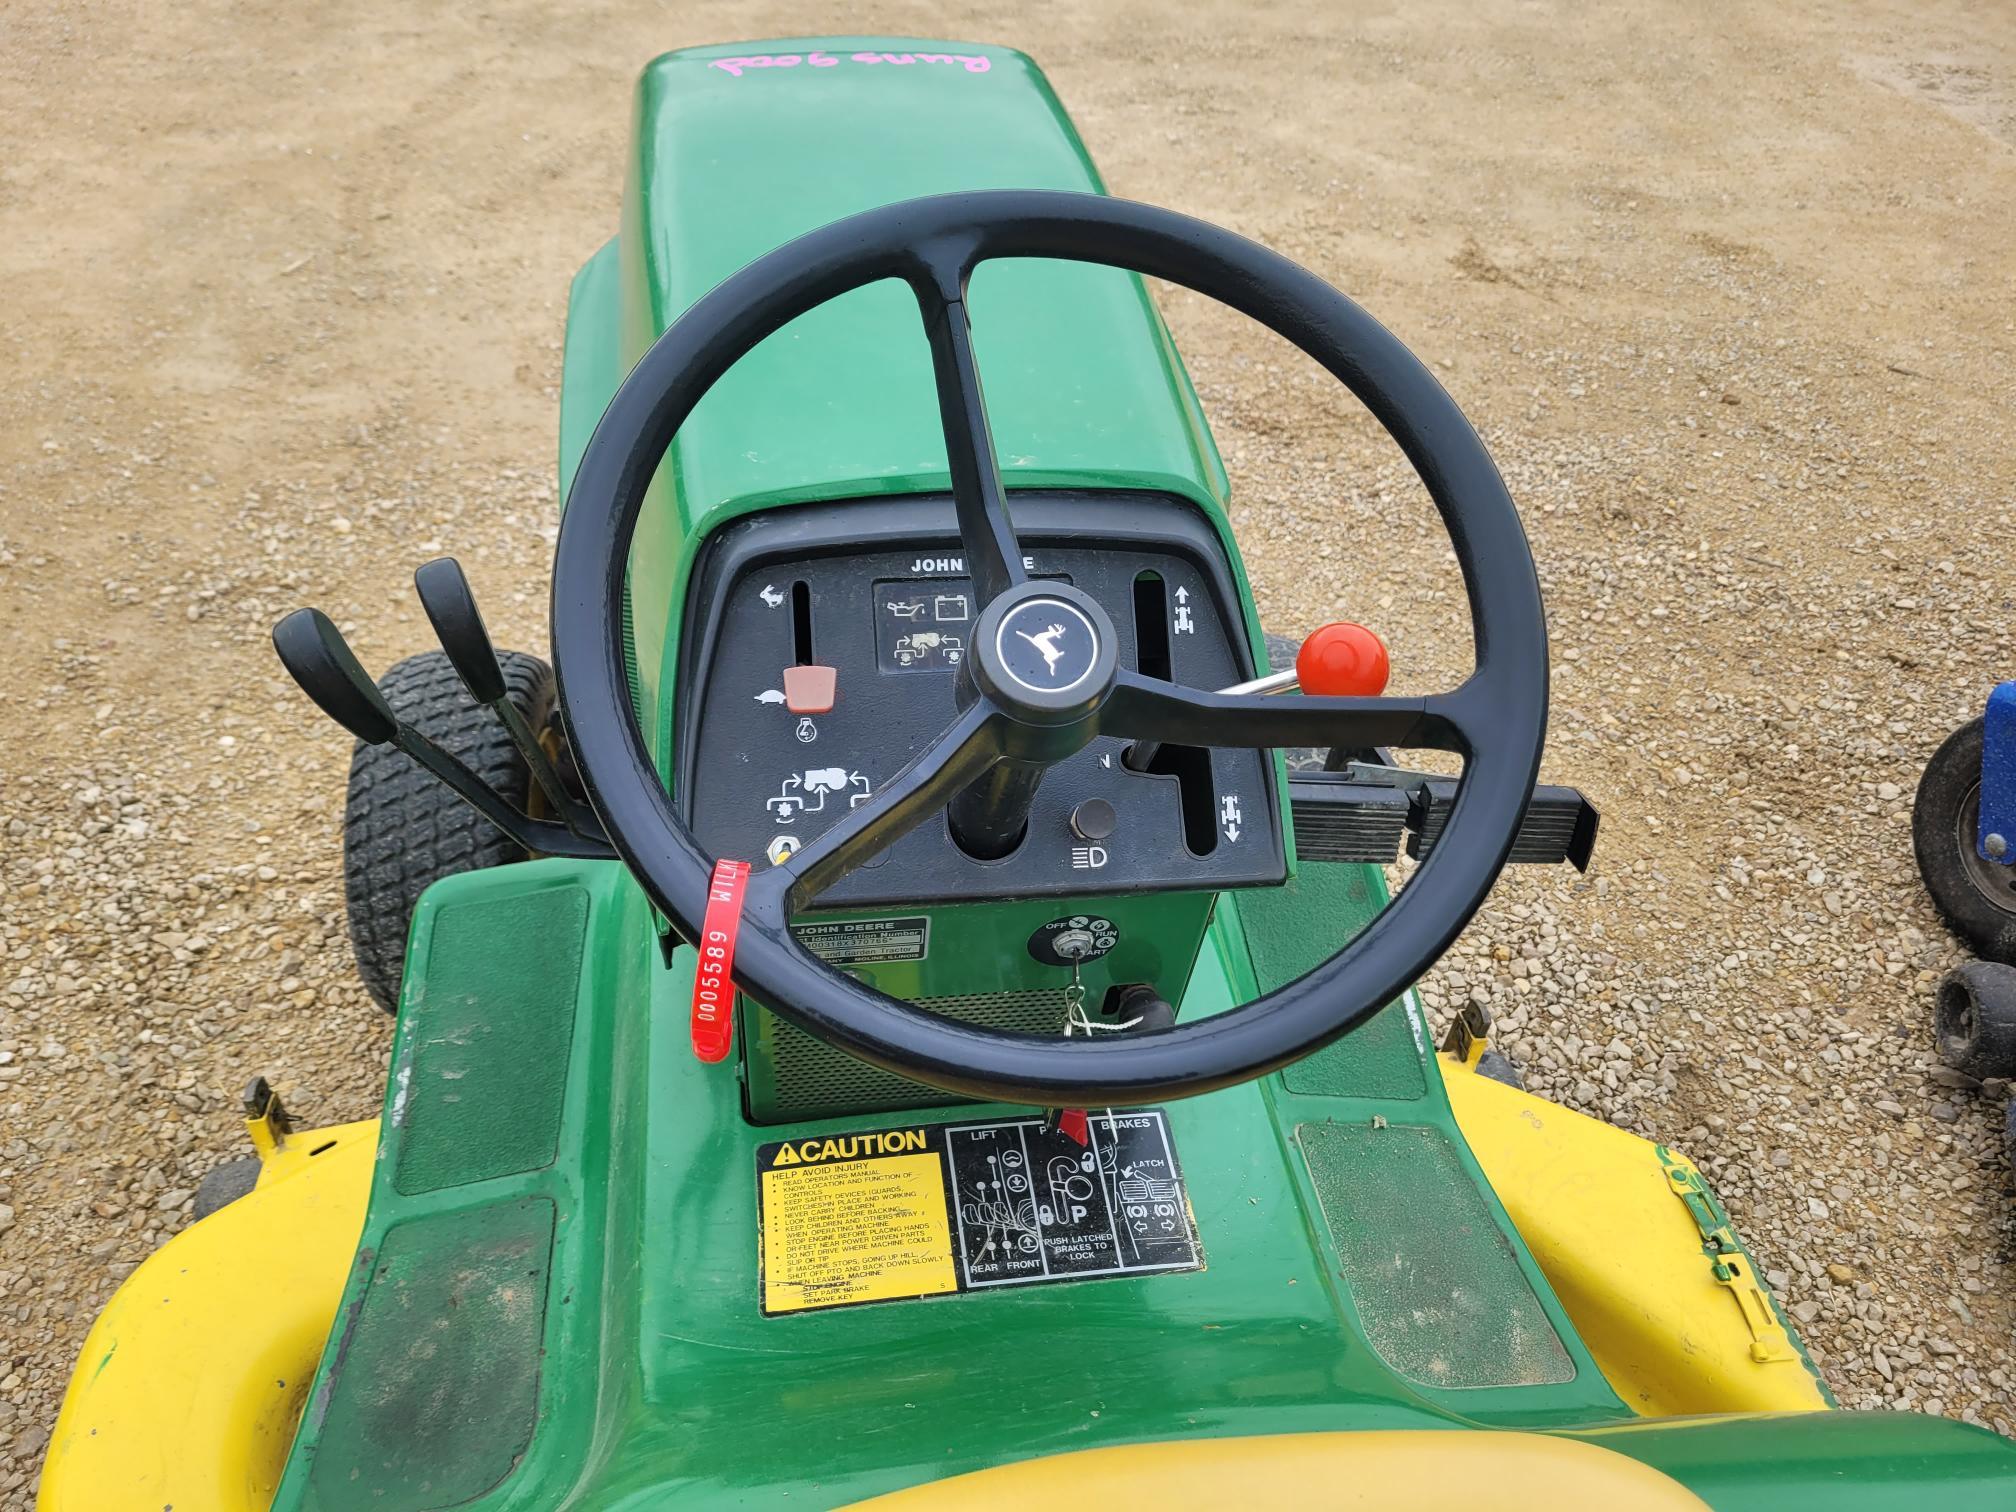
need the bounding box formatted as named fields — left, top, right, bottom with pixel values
left=3, top=0, right=2015, bottom=1500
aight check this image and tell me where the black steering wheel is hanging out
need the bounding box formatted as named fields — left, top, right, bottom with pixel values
left=552, top=190, right=1548, bottom=1107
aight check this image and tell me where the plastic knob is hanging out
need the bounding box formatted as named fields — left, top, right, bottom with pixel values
left=1070, top=797, right=1118, bottom=841
left=1296, top=621, right=1390, bottom=697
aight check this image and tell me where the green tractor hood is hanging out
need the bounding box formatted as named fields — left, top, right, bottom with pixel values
left=561, top=37, right=1227, bottom=517
left=559, top=39, right=1238, bottom=759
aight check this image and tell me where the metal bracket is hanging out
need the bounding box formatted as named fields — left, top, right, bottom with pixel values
left=1978, top=680, right=2016, bottom=866
left=1657, top=1148, right=1798, bottom=1365
left=243, top=1074, right=293, bottom=1162
left=1337, top=759, right=1441, bottom=788
left=1288, top=772, right=1600, bottom=869
left=1439, top=1001, right=1491, bottom=1065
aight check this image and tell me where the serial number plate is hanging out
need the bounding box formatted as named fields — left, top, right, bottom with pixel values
left=792, top=915, right=930, bottom=965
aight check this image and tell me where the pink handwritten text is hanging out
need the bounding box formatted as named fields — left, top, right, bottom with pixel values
left=708, top=52, right=992, bottom=79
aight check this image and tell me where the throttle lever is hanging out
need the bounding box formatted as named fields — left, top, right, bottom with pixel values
left=1122, top=620, right=1389, bottom=772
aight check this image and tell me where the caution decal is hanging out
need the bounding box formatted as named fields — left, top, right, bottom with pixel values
left=765, top=1128, right=931, bottom=1167
left=756, top=1111, right=1201, bottom=1315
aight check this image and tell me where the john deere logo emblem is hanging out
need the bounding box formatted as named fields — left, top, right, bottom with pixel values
left=1016, top=622, right=1069, bottom=676
left=996, top=599, right=1098, bottom=694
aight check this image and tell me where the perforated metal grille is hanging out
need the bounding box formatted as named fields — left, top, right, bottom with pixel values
left=746, top=989, right=1068, bottom=1123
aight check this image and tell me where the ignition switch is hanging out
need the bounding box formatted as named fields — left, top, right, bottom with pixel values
left=1028, top=913, right=1119, bottom=967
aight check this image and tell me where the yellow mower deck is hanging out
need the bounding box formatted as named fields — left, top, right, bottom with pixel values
left=42, top=1047, right=1825, bottom=1509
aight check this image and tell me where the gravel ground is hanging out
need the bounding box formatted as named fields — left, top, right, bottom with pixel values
left=5, top=0, right=2016, bottom=1500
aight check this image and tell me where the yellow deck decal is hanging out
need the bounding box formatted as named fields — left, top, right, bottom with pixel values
left=760, top=1149, right=957, bottom=1313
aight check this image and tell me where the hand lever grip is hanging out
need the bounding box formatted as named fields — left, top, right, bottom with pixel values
left=271, top=608, right=400, bottom=745
left=413, top=556, right=508, bottom=704
left=413, top=557, right=604, bottom=838
left=1294, top=621, right=1389, bottom=699
left=413, top=560, right=508, bottom=709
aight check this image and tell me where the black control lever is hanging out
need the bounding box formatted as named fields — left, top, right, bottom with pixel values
left=272, top=608, right=614, bottom=860
left=1122, top=664, right=1300, bottom=774
left=413, top=557, right=603, bottom=838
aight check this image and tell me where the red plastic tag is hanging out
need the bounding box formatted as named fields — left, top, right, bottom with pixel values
left=690, top=858, right=750, bottom=1063
left=1057, top=1109, right=1090, bottom=1146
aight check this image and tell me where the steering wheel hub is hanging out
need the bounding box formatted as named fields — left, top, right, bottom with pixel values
left=971, top=581, right=1118, bottom=727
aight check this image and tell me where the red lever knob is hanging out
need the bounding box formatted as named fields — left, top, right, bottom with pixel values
left=1296, top=621, right=1390, bottom=697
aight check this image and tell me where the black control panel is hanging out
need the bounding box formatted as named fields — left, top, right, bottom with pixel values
left=674, top=495, right=1287, bottom=910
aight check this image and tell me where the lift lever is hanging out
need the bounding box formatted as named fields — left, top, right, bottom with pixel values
left=271, top=607, right=614, bottom=861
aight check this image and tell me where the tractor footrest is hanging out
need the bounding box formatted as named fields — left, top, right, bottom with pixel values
left=1288, top=774, right=1599, bottom=871
left=1286, top=777, right=1412, bottom=863
left=1407, top=779, right=1599, bottom=871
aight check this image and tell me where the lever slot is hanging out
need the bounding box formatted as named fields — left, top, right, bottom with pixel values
left=1131, top=570, right=1171, bottom=680
left=791, top=579, right=814, bottom=665
left=1144, top=743, right=1219, bottom=856
left=1126, top=569, right=1216, bottom=852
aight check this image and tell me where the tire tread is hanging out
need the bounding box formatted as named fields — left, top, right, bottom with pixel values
left=342, top=649, right=551, bottom=1012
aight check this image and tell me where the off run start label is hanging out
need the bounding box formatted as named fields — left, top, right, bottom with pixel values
left=756, top=1111, right=1200, bottom=1315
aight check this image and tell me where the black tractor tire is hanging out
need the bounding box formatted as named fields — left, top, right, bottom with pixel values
left=1933, top=962, right=2016, bottom=1081
left=192, top=1157, right=262, bottom=1219
left=1913, top=717, right=2016, bottom=965
left=343, top=649, right=553, bottom=1013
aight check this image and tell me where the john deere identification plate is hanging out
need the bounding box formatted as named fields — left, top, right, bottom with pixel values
left=756, top=1111, right=1200, bottom=1314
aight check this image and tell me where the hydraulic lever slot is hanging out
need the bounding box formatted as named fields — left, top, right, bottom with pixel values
left=1125, top=569, right=1217, bottom=853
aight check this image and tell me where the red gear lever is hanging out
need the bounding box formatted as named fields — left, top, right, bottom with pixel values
left=1295, top=621, right=1390, bottom=698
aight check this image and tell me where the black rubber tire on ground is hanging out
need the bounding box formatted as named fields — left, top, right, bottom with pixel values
left=192, top=1156, right=262, bottom=1219
left=1913, top=717, right=2016, bottom=965
left=343, top=649, right=553, bottom=1012
left=1933, top=961, right=2016, bottom=1081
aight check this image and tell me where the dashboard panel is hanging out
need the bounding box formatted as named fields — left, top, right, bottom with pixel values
left=674, top=494, right=1286, bottom=911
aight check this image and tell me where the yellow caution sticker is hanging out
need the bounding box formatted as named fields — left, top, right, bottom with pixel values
left=759, top=1132, right=957, bottom=1314
left=756, top=1112, right=1201, bottom=1315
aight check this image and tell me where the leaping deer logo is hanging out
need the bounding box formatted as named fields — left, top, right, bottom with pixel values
left=1015, top=622, right=1069, bottom=679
